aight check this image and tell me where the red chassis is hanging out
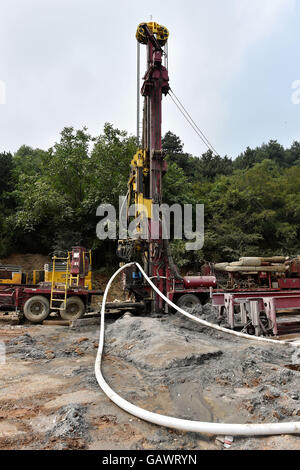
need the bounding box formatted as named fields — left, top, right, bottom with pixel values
left=0, top=284, right=102, bottom=316
left=212, top=289, right=300, bottom=337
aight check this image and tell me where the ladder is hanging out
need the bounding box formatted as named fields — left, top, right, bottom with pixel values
left=68, top=250, right=80, bottom=287
left=50, top=254, right=70, bottom=311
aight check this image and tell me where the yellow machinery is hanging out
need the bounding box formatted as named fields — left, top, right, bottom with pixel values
left=1, top=248, right=93, bottom=292
left=48, top=248, right=92, bottom=311
left=0, top=265, right=23, bottom=284
left=44, top=249, right=92, bottom=288
left=49, top=253, right=71, bottom=312
left=136, top=22, right=169, bottom=46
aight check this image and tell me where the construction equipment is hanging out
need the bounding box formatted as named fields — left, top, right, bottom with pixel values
left=117, top=22, right=300, bottom=337
left=49, top=247, right=92, bottom=313
left=50, top=253, right=70, bottom=313
left=0, top=247, right=102, bottom=323
left=46, top=247, right=92, bottom=289
left=214, top=256, right=300, bottom=290
left=0, top=247, right=92, bottom=289
left=212, top=256, right=300, bottom=336
left=117, top=22, right=216, bottom=311
left=0, top=265, right=24, bottom=284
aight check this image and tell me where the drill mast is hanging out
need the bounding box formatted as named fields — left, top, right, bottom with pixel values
left=118, top=22, right=174, bottom=310
left=117, top=21, right=217, bottom=313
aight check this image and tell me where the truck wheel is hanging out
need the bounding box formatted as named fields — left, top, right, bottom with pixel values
left=60, top=296, right=85, bottom=320
left=177, top=294, right=201, bottom=310
left=23, top=296, right=50, bottom=323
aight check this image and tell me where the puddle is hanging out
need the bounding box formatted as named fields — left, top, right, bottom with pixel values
left=170, top=382, right=213, bottom=421
left=169, top=382, right=250, bottom=424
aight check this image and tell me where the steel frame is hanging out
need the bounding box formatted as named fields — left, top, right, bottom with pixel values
left=213, top=291, right=300, bottom=336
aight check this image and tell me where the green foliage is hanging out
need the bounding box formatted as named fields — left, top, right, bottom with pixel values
left=1, top=126, right=300, bottom=269
left=162, top=131, right=183, bottom=154
left=3, top=124, right=136, bottom=260
left=88, top=123, right=137, bottom=207
left=0, top=152, right=15, bottom=256
left=198, top=159, right=300, bottom=261
left=169, top=239, right=204, bottom=270
left=12, top=145, right=48, bottom=181
left=163, top=161, right=194, bottom=205
left=163, top=132, right=300, bottom=265
left=14, top=128, right=92, bottom=250
left=0, top=152, right=13, bottom=194
left=233, top=140, right=298, bottom=170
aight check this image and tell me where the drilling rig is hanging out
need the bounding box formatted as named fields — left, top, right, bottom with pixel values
left=117, top=22, right=216, bottom=312
left=116, top=21, right=300, bottom=338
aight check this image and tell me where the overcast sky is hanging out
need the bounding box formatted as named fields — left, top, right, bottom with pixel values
left=0, top=0, right=299, bottom=158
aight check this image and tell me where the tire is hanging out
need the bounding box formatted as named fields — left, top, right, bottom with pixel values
left=23, top=296, right=50, bottom=323
left=177, top=294, right=201, bottom=310
left=60, top=296, right=85, bottom=320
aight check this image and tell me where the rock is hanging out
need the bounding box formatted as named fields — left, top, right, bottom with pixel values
left=105, top=315, right=222, bottom=371
left=49, top=404, right=89, bottom=440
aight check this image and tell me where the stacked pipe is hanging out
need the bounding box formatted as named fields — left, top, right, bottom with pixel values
left=214, top=256, right=288, bottom=273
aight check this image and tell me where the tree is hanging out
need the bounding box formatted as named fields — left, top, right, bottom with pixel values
left=163, top=131, right=234, bottom=182
left=162, top=131, right=183, bottom=154
left=0, top=152, right=14, bottom=256
left=198, top=159, right=300, bottom=261
left=234, top=140, right=290, bottom=170
left=14, top=127, right=92, bottom=253
left=0, top=152, right=13, bottom=194
left=196, top=150, right=233, bottom=181
left=13, top=124, right=137, bottom=261
left=163, top=161, right=194, bottom=205
left=234, top=146, right=258, bottom=170
left=286, top=141, right=300, bottom=166
left=2, top=123, right=300, bottom=268
left=88, top=123, right=137, bottom=207
left=12, top=145, right=47, bottom=180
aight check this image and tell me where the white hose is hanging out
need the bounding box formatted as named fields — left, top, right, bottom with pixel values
left=138, top=264, right=291, bottom=346
left=95, top=262, right=300, bottom=436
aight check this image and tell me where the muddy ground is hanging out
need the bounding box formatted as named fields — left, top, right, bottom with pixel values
left=0, top=308, right=299, bottom=451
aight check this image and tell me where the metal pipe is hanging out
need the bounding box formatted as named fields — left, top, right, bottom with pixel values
left=164, top=42, right=168, bottom=70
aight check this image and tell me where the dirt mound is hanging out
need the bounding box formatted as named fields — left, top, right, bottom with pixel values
left=92, top=271, right=124, bottom=301
left=105, top=315, right=222, bottom=370
left=0, top=253, right=50, bottom=271
left=49, top=404, right=89, bottom=440
left=183, top=303, right=220, bottom=324
left=104, top=313, right=300, bottom=427
left=1, top=315, right=299, bottom=450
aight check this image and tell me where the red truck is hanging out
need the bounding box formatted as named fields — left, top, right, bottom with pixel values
left=0, top=247, right=103, bottom=323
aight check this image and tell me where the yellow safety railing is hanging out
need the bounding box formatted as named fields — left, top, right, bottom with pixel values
left=50, top=254, right=70, bottom=311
